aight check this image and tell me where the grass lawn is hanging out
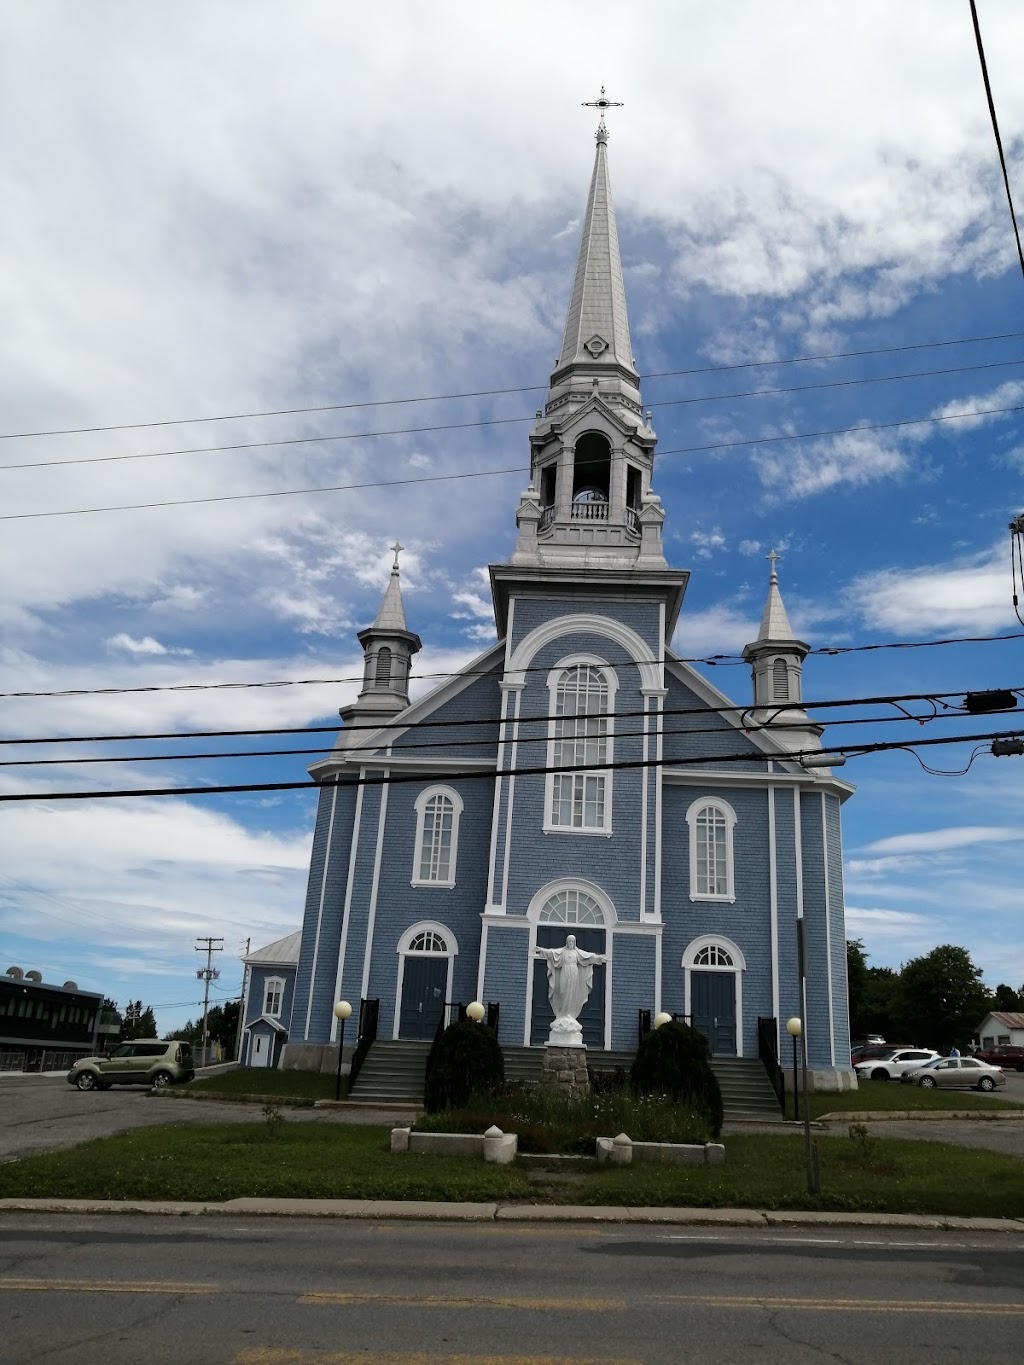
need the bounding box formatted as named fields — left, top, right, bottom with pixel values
left=1, top=1122, right=1022, bottom=1218
left=179, top=1070, right=345, bottom=1103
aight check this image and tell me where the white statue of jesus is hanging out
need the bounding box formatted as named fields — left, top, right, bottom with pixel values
left=535, top=933, right=607, bottom=1048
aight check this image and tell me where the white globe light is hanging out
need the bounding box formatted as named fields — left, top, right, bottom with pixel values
left=786, top=1016, right=802, bottom=1038
left=466, top=1000, right=485, bottom=1022
left=334, top=1000, right=352, bottom=1021
left=653, top=1011, right=672, bottom=1029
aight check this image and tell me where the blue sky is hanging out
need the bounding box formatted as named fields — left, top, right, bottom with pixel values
left=2, top=1, right=1023, bottom=1033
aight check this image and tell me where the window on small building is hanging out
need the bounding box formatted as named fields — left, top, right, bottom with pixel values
left=685, top=798, right=737, bottom=902
left=412, top=787, right=463, bottom=887
left=547, top=664, right=614, bottom=833
left=263, top=978, right=284, bottom=1018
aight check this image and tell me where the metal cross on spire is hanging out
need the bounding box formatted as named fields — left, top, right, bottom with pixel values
left=582, top=85, right=623, bottom=139
left=766, top=547, right=781, bottom=576
left=390, top=541, right=404, bottom=571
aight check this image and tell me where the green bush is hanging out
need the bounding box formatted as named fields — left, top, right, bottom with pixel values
left=630, top=1021, right=724, bottom=1138
left=424, top=1020, right=504, bottom=1112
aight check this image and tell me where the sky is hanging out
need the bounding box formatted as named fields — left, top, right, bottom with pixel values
left=2, top=0, right=1024, bottom=1034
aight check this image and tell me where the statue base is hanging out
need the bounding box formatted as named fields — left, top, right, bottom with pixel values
left=541, top=1045, right=590, bottom=1098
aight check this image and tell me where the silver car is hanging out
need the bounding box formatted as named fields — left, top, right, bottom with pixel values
left=899, top=1056, right=1006, bottom=1092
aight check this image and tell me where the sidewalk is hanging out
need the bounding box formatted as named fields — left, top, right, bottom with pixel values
left=1, top=1194, right=1023, bottom=1233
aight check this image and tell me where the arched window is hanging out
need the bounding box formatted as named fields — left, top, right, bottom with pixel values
left=694, top=944, right=734, bottom=967
left=545, top=661, right=615, bottom=833
left=772, top=657, right=789, bottom=701
left=408, top=929, right=448, bottom=953
left=537, top=888, right=605, bottom=925
left=685, top=797, right=737, bottom=902
left=412, top=786, right=463, bottom=888
left=375, top=646, right=392, bottom=685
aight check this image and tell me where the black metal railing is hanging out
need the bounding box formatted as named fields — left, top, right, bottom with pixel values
left=638, top=1008, right=652, bottom=1045
left=757, top=1015, right=786, bottom=1113
left=486, top=1001, right=500, bottom=1035
left=348, top=997, right=379, bottom=1089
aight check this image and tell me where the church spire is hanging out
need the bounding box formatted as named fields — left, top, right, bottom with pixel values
left=742, top=552, right=821, bottom=752
left=509, top=94, right=667, bottom=572
left=338, top=543, right=422, bottom=740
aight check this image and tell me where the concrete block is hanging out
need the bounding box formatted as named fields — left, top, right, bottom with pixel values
left=704, top=1143, right=725, bottom=1166
left=483, top=1125, right=517, bottom=1164
left=390, top=1126, right=411, bottom=1153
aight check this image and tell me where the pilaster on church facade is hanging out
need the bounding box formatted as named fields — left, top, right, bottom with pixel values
left=268, top=107, right=856, bottom=1088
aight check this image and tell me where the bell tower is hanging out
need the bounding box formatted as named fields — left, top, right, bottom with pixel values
left=338, top=543, right=422, bottom=743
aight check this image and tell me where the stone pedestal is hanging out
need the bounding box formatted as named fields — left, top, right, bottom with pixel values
left=541, top=1045, right=590, bottom=1098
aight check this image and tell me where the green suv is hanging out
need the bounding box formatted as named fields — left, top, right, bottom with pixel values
left=67, top=1040, right=195, bottom=1091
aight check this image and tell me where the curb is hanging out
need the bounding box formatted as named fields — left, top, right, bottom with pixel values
left=2, top=1196, right=1023, bottom=1232
left=818, top=1109, right=1024, bottom=1123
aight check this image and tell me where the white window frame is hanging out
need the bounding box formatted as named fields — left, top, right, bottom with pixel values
left=543, top=655, right=617, bottom=836
left=411, top=785, right=463, bottom=888
left=263, top=976, right=285, bottom=1018
left=685, top=796, right=737, bottom=903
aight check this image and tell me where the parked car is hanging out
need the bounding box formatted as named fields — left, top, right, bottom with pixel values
left=854, top=1048, right=940, bottom=1081
left=67, top=1040, right=195, bottom=1091
left=851, top=1042, right=913, bottom=1067
left=851, top=1035, right=887, bottom=1049
left=899, top=1056, right=1006, bottom=1091
left=972, top=1044, right=1024, bottom=1072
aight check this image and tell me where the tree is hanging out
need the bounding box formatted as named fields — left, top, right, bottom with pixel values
left=990, top=983, right=1024, bottom=1013
left=846, top=940, right=869, bottom=1035
left=846, top=940, right=899, bottom=1039
left=896, top=945, right=989, bottom=1053
left=121, top=999, right=158, bottom=1040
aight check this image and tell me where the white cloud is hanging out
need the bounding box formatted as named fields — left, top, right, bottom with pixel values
left=690, top=528, right=726, bottom=558
left=757, top=427, right=908, bottom=499
left=107, top=633, right=192, bottom=657
left=851, top=542, right=1013, bottom=635
left=860, top=826, right=1020, bottom=857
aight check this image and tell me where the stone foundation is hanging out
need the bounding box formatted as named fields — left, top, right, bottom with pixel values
left=782, top=1066, right=858, bottom=1094
left=279, top=1042, right=351, bottom=1075
left=541, top=1044, right=590, bottom=1097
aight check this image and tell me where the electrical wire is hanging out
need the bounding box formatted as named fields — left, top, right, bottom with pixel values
left=4, top=327, right=1023, bottom=443
left=6, top=398, right=1024, bottom=522
left=970, top=0, right=1024, bottom=284
left=4, top=355, right=1024, bottom=475
left=3, top=629, right=1022, bottom=703
left=2, top=684, right=1020, bottom=748
left=1, top=726, right=1021, bottom=802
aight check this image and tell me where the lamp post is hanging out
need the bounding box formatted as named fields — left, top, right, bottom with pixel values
left=333, top=1000, right=352, bottom=1102
left=466, top=1000, right=485, bottom=1023
left=786, top=1017, right=801, bottom=1122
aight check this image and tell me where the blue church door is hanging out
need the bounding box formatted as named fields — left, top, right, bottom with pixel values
left=530, top=926, right=606, bottom=1048
left=399, top=957, right=447, bottom=1040
left=691, top=971, right=737, bottom=1056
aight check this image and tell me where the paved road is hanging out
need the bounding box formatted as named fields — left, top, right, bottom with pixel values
left=2, top=1213, right=1023, bottom=1364
left=0, top=1074, right=416, bottom=1162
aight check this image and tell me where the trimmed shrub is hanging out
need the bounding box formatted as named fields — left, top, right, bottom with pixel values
left=424, top=1021, right=505, bottom=1113
left=630, top=1021, right=724, bottom=1138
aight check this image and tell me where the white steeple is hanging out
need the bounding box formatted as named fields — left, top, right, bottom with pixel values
left=742, top=552, right=821, bottom=752
left=338, top=544, right=421, bottom=740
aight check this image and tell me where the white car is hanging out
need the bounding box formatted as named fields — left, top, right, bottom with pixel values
left=855, top=1048, right=940, bottom=1081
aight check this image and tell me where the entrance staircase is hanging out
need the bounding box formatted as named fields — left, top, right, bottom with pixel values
left=347, top=1039, right=784, bottom=1120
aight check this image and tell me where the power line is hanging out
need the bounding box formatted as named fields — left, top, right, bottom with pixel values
left=1, top=726, right=1019, bottom=802
left=3, top=628, right=1022, bottom=703
left=5, top=354, right=1023, bottom=474
left=969, top=0, right=1024, bottom=284
left=3, top=328, right=1024, bottom=444
left=5, top=399, right=1024, bottom=523
left=2, top=684, right=1019, bottom=748
left=3, top=701, right=1017, bottom=769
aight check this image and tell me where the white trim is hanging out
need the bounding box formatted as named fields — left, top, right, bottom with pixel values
left=682, top=933, right=746, bottom=1059
left=411, top=785, right=464, bottom=888
left=640, top=695, right=649, bottom=917
left=325, top=777, right=364, bottom=1041
left=476, top=918, right=489, bottom=1002
left=392, top=920, right=459, bottom=1041
left=505, top=613, right=662, bottom=691
left=543, top=656, right=617, bottom=836
left=652, top=689, right=664, bottom=921
left=685, top=795, right=737, bottom=903
left=305, top=780, right=338, bottom=1040
left=359, top=772, right=391, bottom=1005
left=768, top=786, right=779, bottom=1029
left=484, top=686, right=512, bottom=911
left=822, top=791, right=835, bottom=1066
left=500, top=687, right=522, bottom=910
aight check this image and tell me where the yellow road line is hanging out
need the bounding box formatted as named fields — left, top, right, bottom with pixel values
left=234, top=1353, right=641, bottom=1365
left=0, top=1278, right=215, bottom=1295
left=299, top=1292, right=624, bottom=1312
left=656, top=1292, right=1024, bottom=1316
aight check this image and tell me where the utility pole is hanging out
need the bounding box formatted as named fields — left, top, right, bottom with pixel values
left=195, top=936, right=224, bottom=1068
left=233, top=938, right=250, bottom=1062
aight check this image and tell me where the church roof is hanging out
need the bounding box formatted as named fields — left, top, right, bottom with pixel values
left=246, top=930, right=301, bottom=966
left=756, top=557, right=798, bottom=642
left=371, top=562, right=409, bottom=633
left=555, top=124, right=637, bottom=379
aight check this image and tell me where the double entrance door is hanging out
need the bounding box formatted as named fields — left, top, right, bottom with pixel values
left=690, top=971, right=737, bottom=1055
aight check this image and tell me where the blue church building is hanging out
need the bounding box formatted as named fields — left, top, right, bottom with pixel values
left=268, top=115, right=855, bottom=1089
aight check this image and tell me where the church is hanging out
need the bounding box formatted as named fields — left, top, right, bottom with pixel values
left=263, top=110, right=855, bottom=1089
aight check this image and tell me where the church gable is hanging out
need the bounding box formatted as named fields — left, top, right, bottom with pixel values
left=662, top=660, right=802, bottom=772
